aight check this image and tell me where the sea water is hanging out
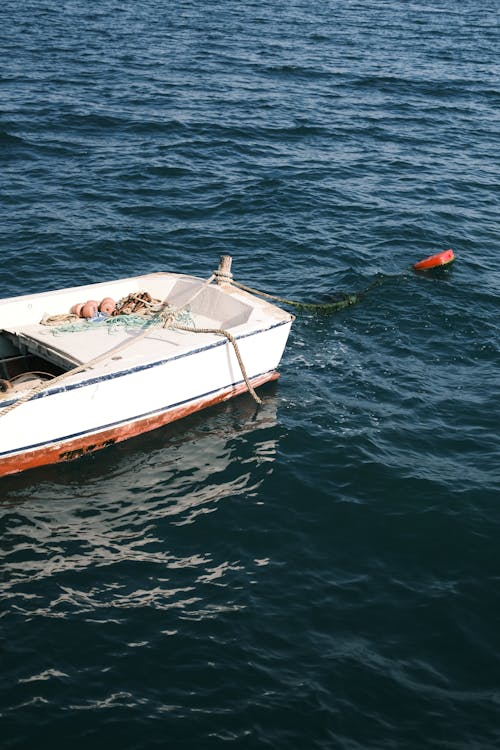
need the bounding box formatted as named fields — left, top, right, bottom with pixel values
left=1, top=2, right=499, bottom=748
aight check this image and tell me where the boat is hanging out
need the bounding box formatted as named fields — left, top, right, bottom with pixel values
left=0, top=256, right=294, bottom=479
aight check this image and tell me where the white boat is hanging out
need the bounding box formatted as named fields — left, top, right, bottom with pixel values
left=0, top=257, right=293, bottom=478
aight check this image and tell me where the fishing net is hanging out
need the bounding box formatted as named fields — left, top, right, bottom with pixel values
left=41, top=302, right=194, bottom=336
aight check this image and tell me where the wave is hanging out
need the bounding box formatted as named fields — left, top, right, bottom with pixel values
left=0, top=129, right=29, bottom=147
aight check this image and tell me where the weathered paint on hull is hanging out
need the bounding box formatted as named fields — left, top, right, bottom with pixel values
left=0, top=371, right=279, bottom=479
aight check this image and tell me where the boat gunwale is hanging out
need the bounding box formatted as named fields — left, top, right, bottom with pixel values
left=0, top=271, right=194, bottom=306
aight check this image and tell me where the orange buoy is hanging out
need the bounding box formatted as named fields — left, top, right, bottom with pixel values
left=81, top=300, right=99, bottom=319
left=99, top=297, right=116, bottom=315
left=71, top=302, right=84, bottom=316
left=413, top=249, right=455, bottom=271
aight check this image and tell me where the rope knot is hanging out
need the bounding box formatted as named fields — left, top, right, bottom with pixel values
left=215, top=255, right=233, bottom=285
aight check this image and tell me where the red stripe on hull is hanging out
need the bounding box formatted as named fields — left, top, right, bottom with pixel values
left=0, top=372, right=279, bottom=478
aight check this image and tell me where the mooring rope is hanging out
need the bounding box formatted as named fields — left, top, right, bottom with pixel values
left=229, top=276, right=387, bottom=313
left=171, top=323, right=262, bottom=405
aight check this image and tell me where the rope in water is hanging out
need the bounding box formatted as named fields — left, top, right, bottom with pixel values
left=229, top=275, right=386, bottom=312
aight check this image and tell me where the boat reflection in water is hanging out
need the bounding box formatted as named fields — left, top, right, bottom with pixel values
left=2, top=385, right=280, bottom=521
left=1, top=386, right=281, bottom=627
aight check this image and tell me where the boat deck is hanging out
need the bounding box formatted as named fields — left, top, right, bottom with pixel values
left=2, top=318, right=224, bottom=371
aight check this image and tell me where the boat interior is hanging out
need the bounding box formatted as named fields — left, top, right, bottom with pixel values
left=0, top=350, right=64, bottom=397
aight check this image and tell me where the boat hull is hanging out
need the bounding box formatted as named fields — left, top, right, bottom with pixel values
left=0, top=370, right=278, bottom=478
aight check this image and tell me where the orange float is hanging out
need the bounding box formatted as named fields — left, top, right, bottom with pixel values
left=413, top=249, right=455, bottom=271
left=81, top=300, right=99, bottom=319
left=99, top=297, right=116, bottom=315
left=71, top=302, right=84, bottom=316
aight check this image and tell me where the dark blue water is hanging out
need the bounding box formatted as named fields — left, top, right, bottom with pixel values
left=1, top=1, right=499, bottom=748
